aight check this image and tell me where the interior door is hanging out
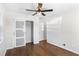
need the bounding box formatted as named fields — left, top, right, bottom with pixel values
left=15, top=21, right=26, bottom=47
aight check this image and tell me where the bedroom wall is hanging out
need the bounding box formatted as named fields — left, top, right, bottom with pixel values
left=3, top=11, right=28, bottom=49
left=0, top=5, right=41, bottom=55
left=3, top=11, right=40, bottom=49
left=61, top=8, right=79, bottom=53
left=0, top=4, right=7, bottom=56
left=47, top=8, right=79, bottom=54
left=0, top=3, right=50, bottom=55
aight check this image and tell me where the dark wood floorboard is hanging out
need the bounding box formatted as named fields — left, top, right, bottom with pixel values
left=5, top=40, right=79, bottom=56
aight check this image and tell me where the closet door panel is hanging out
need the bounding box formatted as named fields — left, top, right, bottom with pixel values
left=15, top=21, right=25, bottom=47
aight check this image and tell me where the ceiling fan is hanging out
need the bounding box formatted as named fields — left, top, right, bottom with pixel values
left=26, top=3, right=53, bottom=16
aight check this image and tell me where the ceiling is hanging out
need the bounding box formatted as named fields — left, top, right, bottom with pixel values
left=2, top=3, right=79, bottom=22
left=2, top=3, right=79, bottom=15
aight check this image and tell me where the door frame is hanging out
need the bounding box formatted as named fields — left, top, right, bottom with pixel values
left=15, top=20, right=26, bottom=47
left=13, top=17, right=39, bottom=48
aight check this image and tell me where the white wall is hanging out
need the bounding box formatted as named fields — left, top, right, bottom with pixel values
left=0, top=3, right=44, bottom=55
left=0, top=4, right=7, bottom=56
left=0, top=7, right=40, bottom=55
left=3, top=11, right=40, bottom=48
left=61, top=8, right=79, bottom=53
left=3, top=11, right=27, bottom=49
left=47, top=16, right=63, bottom=46
left=47, top=8, right=79, bottom=54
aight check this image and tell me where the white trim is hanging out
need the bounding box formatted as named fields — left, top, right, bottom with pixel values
left=34, top=41, right=39, bottom=44
left=16, top=37, right=24, bottom=39
left=0, top=49, right=7, bottom=56
left=6, top=46, right=14, bottom=50
left=13, top=17, right=39, bottom=48
left=24, top=21, right=26, bottom=45
left=13, top=18, right=16, bottom=48
left=15, top=20, right=25, bottom=48
left=48, top=41, right=79, bottom=55
left=16, top=28, right=24, bottom=30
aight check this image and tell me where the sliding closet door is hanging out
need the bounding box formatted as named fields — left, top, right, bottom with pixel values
left=15, top=21, right=26, bottom=47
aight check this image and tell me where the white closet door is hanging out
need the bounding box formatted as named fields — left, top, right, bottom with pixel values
left=15, top=21, right=26, bottom=47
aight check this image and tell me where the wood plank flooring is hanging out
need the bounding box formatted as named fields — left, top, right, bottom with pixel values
left=5, top=40, right=79, bottom=56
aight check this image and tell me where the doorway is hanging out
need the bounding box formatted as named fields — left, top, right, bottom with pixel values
left=26, top=21, right=33, bottom=44
left=14, top=18, right=39, bottom=48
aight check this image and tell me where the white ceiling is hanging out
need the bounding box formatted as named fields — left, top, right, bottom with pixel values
left=2, top=3, right=79, bottom=16
left=2, top=3, right=79, bottom=23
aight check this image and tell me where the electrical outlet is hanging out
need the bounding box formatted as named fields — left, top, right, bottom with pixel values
left=62, top=44, right=66, bottom=46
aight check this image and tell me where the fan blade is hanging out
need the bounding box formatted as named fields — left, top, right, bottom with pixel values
left=41, top=13, right=46, bottom=16
left=41, top=9, right=53, bottom=12
left=32, top=12, right=37, bottom=16
left=26, top=9, right=36, bottom=11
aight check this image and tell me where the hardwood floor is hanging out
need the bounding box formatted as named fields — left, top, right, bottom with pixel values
left=5, top=40, right=79, bottom=56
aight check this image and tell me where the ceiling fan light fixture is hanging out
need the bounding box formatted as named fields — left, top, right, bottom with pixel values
left=26, top=3, right=53, bottom=16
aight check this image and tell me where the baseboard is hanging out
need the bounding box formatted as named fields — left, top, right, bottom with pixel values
left=33, top=41, right=39, bottom=44
left=39, top=39, right=47, bottom=43
left=0, top=49, right=7, bottom=56
left=48, top=41, right=79, bottom=55
left=26, top=42, right=33, bottom=45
